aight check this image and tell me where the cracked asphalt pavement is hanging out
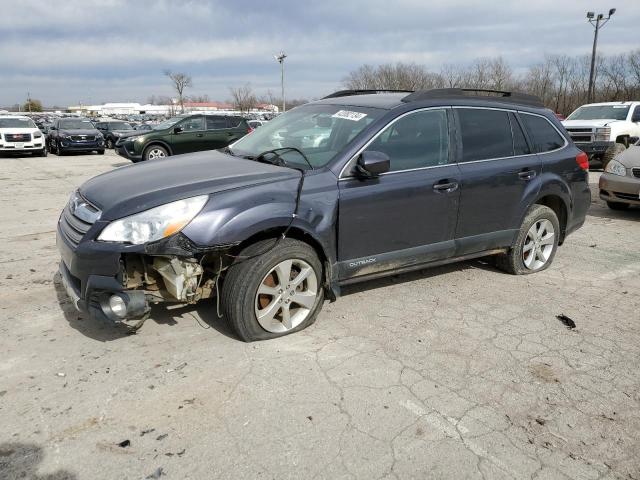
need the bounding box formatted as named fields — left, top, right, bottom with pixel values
left=1, top=151, right=639, bottom=479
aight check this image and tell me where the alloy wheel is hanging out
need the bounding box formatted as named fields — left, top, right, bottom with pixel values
left=522, top=219, right=555, bottom=270
left=254, top=259, right=318, bottom=333
left=147, top=148, right=166, bottom=160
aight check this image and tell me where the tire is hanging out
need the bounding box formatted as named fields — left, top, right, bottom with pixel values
left=495, top=205, right=560, bottom=275
left=602, top=142, right=626, bottom=170
left=56, top=142, right=65, bottom=156
left=143, top=145, right=168, bottom=161
left=221, top=238, right=325, bottom=342
left=48, top=140, right=57, bottom=155
left=607, top=201, right=629, bottom=210
left=37, top=147, right=47, bottom=157
left=97, top=150, right=105, bottom=155
left=106, top=138, right=114, bottom=149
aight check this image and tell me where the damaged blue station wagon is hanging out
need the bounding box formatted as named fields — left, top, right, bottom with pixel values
left=57, top=88, right=591, bottom=341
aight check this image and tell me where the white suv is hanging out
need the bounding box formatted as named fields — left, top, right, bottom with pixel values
left=562, top=102, right=640, bottom=168
left=0, top=115, right=47, bottom=157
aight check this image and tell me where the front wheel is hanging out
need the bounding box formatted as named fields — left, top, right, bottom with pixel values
left=495, top=205, right=560, bottom=275
left=97, top=150, right=105, bottom=155
left=56, top=141, right=65, bottom=156
left=221, top=238, right=324, bottom=341
left=143, top=145, right=168, bottom=161
left=37, top=147, right=47, bottom=157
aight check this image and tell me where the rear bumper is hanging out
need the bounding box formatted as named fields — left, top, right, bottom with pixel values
left=575, top=141, right=614, bottom=156
left=599, top=173, right=640, bottom=205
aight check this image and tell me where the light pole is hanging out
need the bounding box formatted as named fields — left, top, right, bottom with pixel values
left=274, top=51, right=287, bottom=113
left=586, top=8, right=615, bottom=103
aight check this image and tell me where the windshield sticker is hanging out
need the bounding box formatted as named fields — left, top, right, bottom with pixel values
left=332, top=110, right=367, bottom=121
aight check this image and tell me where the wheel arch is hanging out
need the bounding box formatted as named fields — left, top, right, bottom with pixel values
left=534, top=194, right=568, bottom=244
left=143, top=140, right=173, bottom=156
left=234, top=225, right=335, bottom=298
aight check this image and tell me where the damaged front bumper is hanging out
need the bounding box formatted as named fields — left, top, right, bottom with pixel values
left=56, top=223, right=235, bottom=324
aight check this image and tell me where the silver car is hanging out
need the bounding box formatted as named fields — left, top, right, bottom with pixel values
left=599, top=138, right=640, bottom=209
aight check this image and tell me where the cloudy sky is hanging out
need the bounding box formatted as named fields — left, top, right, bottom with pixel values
left=1, top=0, right=638, bottom=107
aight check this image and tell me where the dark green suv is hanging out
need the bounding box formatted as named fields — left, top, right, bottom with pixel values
left=115, top=114, right=252, bottom=162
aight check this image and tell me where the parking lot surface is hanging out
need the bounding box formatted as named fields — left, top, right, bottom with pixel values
left=1, top=151, right=639, bottom=480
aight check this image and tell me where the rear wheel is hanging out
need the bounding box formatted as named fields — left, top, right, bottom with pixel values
left=607, top=201, right=629, bottom=210
left=602, top=142, right=626, bottom=170
left=221, top=238, right=324, bottom=341
left=143, top=145, right=168, bottom=161
left=495, top=205, right=560, bottom=275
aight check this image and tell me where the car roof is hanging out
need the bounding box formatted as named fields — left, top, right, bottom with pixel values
left=0, top=115, right=32, bottom=120
left=579, top=101, right=640, bottom=106
left=314, top=93, right=407, bottom=110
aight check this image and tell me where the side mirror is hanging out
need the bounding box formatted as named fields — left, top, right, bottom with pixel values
left=173, top=126, right=183, bottom=134
left=355, top=151, right=390, bottom=178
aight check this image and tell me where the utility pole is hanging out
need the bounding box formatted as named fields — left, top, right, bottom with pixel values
left=586, top=8, right=616, bottom=103
left=27, top=92, right=32, bottom=113
left=274, top=51, right=287, bottom=112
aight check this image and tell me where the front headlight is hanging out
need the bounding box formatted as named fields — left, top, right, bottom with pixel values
left=594, top=127, right=611, bottom=142
left=605, top=159, right=627, bottom=176
left=98, top=195, right=208, bottom=245
left=33, top=131, right=43, bottom=138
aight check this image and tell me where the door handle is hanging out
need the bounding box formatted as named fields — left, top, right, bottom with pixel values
left=196, top=133, right=204, bottom=137
left=518, top=169, right=536, bottom=180
left=433, top=181, right=459, bottom=193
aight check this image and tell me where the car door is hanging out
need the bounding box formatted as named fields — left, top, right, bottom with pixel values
left=337, top=108, right=461, bottom=280
left=453, top=107, right=542, bottom=255
left=202, top=116, right=233, bottom=150
left=171, top=116, right=205, bottom=154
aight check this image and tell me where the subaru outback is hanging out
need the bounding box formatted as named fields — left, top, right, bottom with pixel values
left=114, top=113, right=252, bottom=162
left=57, top=88, right=591, bottom=341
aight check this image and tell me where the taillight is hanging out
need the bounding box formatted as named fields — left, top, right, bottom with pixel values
left=576, top=151, right=589, bottom=171
left=247, top=127, right=254, bottom=134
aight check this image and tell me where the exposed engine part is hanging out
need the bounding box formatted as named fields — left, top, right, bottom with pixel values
left=153, top=257, right=203, bottom=302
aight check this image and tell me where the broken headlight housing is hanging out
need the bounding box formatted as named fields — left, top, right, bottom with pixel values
left=98, top=195, right=208, bottom=245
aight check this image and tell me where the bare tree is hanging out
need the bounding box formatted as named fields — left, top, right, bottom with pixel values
left=186, top=94, right=210, bottom=103
left=229, top=83, right=257, bottom=113
left=343, top=63, right=442, bottom=91
left=164, top=70, right=192, bottom=113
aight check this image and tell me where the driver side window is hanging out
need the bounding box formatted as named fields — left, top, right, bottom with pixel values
left=368, top=109, right=450, bottom=172
left=179, top=116, right=204, bottom=131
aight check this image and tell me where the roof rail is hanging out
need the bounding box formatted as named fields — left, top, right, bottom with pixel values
left=322, top=89, right=414, bottom=99
left=402, top=88, right=544, bottom=108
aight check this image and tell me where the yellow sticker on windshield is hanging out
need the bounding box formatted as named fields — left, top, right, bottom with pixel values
left=332, top=110, right=367, bottom=121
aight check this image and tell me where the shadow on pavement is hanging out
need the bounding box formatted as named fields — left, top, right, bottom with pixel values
left=0, top=442, right=76, bottom=480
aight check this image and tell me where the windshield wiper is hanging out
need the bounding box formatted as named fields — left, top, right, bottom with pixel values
left=253, top=147, right=314, bottom=171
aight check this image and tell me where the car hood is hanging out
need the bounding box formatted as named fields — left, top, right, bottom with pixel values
left=59, top=129, right=100, bottom=135
left=562, top=119, right=622, bottom=128
left=79, top=149, right=300, bottom=220
left=617, top=145, right=640, bottom=168
left=117, top=130, right=147, bottom=139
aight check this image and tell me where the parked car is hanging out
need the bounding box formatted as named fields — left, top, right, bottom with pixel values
left=562, top=101, right=640, bottom=168
left=248, top=120, right=264, bottom=129
left=599, top=137, right=640, bottom=209
left=57, top=88, right=590, bottom=341
left=94, top=121, right=135, bottom=149
left=114, top=114, right=251, bottom=162
left=47, top=118, right=105, bottom=155
left=0, top=115, right=47, bottom=157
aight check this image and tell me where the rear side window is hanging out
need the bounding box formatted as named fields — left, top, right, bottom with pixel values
left=368, top=109, right=449, bottom=172
left=509, top=113, right=531, bottom=155
left=457, top=109, right=513, bottom=162
left=227, top=117, right=245, bottom=128
left=180, top=116, right=204, bottom=131
left=206, top=116, right=228, bottom=130
left=521, top=114, right=565, bottom=153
